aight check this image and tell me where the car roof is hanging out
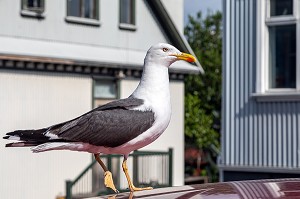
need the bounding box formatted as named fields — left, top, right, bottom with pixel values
left=94, top=178, right=300, bottom=199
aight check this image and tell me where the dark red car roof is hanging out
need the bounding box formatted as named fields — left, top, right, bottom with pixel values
left=96, top=178, right=300, bottom=199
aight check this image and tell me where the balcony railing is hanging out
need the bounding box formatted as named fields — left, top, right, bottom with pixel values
left=65, top=148, right=173, bottom=199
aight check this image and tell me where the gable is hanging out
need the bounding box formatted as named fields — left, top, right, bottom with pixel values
left=0, top=0, right=201, bottom=74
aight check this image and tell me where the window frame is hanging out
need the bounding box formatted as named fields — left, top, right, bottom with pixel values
left=65, top=0, right=101, bottom=26
left=92, top=78, right=118, bottom=108
left=21, top=0, right=45, bottom=18
left=119, top=0, right=136, bottom=31
left=255, top=0, right=300, bottom=101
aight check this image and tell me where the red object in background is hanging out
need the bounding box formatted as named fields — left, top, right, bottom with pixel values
left=185, top=147, right=208, bottom=178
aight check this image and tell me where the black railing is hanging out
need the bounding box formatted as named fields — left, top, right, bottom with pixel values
left=65, top=148, right=173, bottom=199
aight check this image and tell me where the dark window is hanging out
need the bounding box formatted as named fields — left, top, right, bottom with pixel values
left=93, top=80, right=117, bottom=107
left=269, top=25, right=296, bottom=88
left=67, top=0, right=99, bottom=20
left=120, top=0, right=135, bottom=25
left=270, top=0, right=293, bottom=16
left=22, top=0, right=44, bottom=13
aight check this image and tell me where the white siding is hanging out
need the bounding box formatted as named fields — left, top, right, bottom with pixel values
left=0, top=0, right=168, bottom=51
left=0, top=71, right=92, bottom=199
left=120, top=79, right=185, bottom=186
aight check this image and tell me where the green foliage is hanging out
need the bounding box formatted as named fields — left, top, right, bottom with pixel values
left=185, top=93, right=219, bottom=148
left=184, top=11, right=222, bottom=149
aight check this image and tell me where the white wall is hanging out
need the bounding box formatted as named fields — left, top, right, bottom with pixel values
left=119, top=79, right=185, bottom=186
left=0, top=0, right=187, bottom=195
left=0, top=71, right=92, bottom=199
left=0, top=0, right=168, bottom=52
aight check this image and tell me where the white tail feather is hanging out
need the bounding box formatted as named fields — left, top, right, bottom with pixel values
left=31, top=143, right=71, bottom=153
left=31, top=142, right=86, bottom=153
left=6, top=136, right=20, bottom=141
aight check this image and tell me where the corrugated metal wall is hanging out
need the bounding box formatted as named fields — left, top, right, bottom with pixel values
left=222, top=0, right=300, bottom=170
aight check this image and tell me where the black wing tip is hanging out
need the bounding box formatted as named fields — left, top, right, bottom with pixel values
left=3, top=136, right=9, bottom=139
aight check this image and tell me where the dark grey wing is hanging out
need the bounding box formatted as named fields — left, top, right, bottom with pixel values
left=4, top=97, right=153, bottom=147
left=53, top=109, right=155, bottom=147
left=47, top=97, right=145, bottom=134
left=45, top=97, right=155, bottom=147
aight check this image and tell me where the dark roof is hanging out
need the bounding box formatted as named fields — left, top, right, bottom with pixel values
left=98, top=178, right=300, bottom=199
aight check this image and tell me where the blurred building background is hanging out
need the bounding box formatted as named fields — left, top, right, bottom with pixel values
left=221, top=0, right=300, bottom=181
left=0, top=0, right=201, bottom=198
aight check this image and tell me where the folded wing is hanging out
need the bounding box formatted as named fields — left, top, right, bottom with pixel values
left=4, top=97, right=155, bottom=148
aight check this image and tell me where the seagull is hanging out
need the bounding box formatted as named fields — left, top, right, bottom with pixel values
left=3, top=43, right=196, bottom=193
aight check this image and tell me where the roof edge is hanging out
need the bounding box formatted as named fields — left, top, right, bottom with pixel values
left=0, top=53, right=197, bottom=77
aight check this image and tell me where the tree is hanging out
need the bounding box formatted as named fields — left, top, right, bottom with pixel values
left=184, top=11, right=222, bottom=181
left=185, top=11, right=222, bottom=149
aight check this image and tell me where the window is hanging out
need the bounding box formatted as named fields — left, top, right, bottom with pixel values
left=267, top=0, right=296, bottom=89
left=270, top=0, right=293, bottom=16
left=269, top=25, right=296, bottom=88
left=21, top=0, right=45, bottom=17
left=256, top=0, right=300, bottom=98
left=93, top=80, right=117, bottom=107
left=66, top=0, right=100, bottom=26
left=119, top=0, right=136, bottom=30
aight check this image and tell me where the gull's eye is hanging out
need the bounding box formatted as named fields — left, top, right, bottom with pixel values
left=162, top=48, right=169, bottom=52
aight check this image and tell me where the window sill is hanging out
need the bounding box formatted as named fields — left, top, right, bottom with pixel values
left=65, top=16, right=101, bottom=26
left=252, top=91, right=300, bottom=102
left=20, top=10, right=45, bottom=19
left=265, top=16, right=296, bottom=26
left=119, top=23, right=137, bottom=31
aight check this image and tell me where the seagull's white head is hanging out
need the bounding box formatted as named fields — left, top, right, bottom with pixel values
left=132, top=43, right=196, bottom=104
left=144, top=43, right=196, bottom=67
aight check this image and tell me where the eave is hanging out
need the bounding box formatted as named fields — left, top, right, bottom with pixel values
left=0, top=54, right=188, bottom=80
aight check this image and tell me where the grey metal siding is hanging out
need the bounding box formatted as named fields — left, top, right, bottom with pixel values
left=222, top=0, right=300, bottom=171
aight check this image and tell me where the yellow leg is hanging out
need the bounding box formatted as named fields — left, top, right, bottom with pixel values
left=122, top=159, right=153, bottom=192
left=94, top=154, right=119, bottom=193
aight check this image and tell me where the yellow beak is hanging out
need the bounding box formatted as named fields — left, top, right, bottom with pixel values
left=172, top=53, right=196, bottom=63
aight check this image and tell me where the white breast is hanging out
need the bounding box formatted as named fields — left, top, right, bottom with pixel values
left=111, top=99, right=171, bottom=155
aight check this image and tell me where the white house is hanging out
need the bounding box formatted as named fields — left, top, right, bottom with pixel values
left=0, top=0, right=201, bottom=198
